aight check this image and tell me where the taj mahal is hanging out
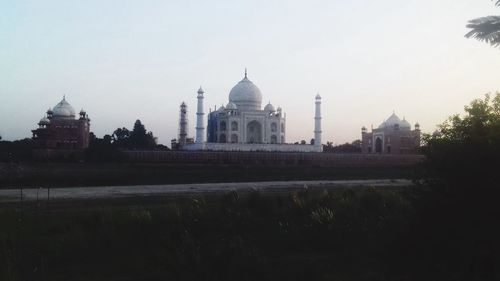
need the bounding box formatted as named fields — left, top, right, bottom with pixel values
left=179, top=70, right=323, bottom=152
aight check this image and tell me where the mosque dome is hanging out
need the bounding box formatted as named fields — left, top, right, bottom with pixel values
left=379, top=112, right=413, bottom=130
left=264, top=102, right=275, bottom=112
left=400, top=118, right=411, bottom=129
left=52, top=96, right=76, bottom=118
left=379, top=113, right=398, bottom=128
left=228, top=71, right=262, bottom=111
left=226, top=101, right=238, bottom=110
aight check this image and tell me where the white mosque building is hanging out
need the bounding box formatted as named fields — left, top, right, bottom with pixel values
left=181, top=70, right=323, bottom=152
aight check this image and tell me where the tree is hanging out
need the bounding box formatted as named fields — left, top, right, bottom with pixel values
left=112, top=127, right=130, bottom=148
left=86, top=132, right=124, bottom=162
left=0, top=138, right=33, bottom=161
left=129, top=120, right=156, bottom=149
left=323, top=140, right=362, bottom=153
left=408, top=93, right=500, bottom=281
left=422, top=92, right=500, bottom=187
left=465, top=1, right=500, bottom=47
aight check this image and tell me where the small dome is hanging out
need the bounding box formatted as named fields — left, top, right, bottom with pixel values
left=432, top=130, right=441, bottom=137
left=264, top=102, right=275, bottom=112
left=316, top=94, right=321, bottom=100
left=228, top=71, right=262, bottom=111
left=226, top=102, right=237, bottom=110
left=197, top=87, right=204, bottom=94
left=52, top=96, right=76, bottom=118
left=39, top=116, right=50, bottom=125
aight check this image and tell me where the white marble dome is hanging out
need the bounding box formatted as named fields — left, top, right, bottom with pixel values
left=226, top=101, right=238, bottom=110
left=264, top=102, right=275, bottom=112
left=228, top=73, right=262, bottom=111
left=52, top=96, right=76, bottom=118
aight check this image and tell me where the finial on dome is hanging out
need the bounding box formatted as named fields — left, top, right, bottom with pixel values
left=244, top=68, right=247, bottom=78
left=63, top=94, right=66, bottom=100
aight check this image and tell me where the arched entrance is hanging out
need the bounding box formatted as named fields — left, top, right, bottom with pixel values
left=375, top=137, right=383, bottom=153
left=246, top=120, right=262, bottom=143
left=231, top=134, right=238, bottom=143
left=219, top=134, right=227, bottom=143
left=270, top=135, right=277, bottom=144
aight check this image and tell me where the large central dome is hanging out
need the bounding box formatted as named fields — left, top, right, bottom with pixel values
left=228, top=72, right=262, bottom=111
left=52, top=96, right=76, bottom=118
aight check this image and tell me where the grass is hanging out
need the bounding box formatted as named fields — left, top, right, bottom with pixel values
left=0, top=187, right=417, bottom=281
left=3, top=183, right=497, bottom=281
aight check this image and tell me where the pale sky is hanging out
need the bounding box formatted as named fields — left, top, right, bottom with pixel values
left=1, top=0, right=499, bottom=145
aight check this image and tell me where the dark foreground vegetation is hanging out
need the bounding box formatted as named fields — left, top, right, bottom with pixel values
left=1, top=185, right=500, bottom=281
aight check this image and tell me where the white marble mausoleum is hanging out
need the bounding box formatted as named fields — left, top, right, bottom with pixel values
left=182, top=70, right=323, bottom=152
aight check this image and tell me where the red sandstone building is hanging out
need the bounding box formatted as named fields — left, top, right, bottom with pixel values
left=361, top=112, right=420, bottom=154
left=32, top=96, right=90, bottom=160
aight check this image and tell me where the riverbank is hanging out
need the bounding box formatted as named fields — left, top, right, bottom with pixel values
left=0, top=162, right=419, bottom=188
left=0, top=179, right=413, bottom=204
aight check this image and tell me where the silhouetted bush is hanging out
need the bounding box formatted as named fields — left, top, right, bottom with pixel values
left=0, top=139, right=33, bottom=162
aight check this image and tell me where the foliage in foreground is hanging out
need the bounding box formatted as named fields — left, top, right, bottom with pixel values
left=414, top=92, right=500, bottom=280
left=2, top=186, right=500, bottom=281
left=0, top=189, right=411, bottom=281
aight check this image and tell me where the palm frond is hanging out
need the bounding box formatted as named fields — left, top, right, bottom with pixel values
left=465, top=16, right=500, bottom=47
left=496, top=0, right=500, bottom=6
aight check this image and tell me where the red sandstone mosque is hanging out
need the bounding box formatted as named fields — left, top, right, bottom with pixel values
left=32, top=96, right=90, bottom=160
left=361, top=112, right=421, bottom=154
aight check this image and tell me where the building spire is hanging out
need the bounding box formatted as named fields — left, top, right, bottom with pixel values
left=314, top=94, right=322, bottom=151
left=195, top=87, right=205, bottom=143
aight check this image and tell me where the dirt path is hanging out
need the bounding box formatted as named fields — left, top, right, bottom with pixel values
left=0, top=179, right=413, bottom=203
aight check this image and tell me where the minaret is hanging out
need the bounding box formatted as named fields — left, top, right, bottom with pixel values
left=179, top=102, right=188, bottom=146
left=195, top=87, right=205, bottom=143
left=314, top=94, right=322, bottom=150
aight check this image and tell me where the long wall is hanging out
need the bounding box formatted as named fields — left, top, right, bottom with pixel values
left=183, top=143, right=322, bottom=152
left=125, top=151, right=424, bottom=168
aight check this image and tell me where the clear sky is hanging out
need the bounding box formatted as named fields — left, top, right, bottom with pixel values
left=1, top=0, right=499, bottom=145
